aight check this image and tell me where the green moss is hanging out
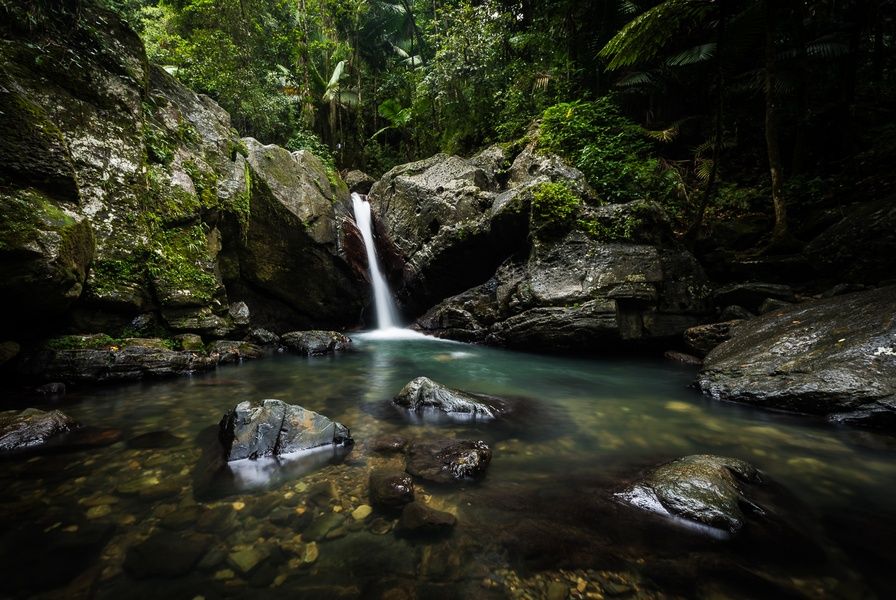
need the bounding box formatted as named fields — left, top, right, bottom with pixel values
left=46, top=334, right=117, bottom=350
left=143, top=122, right=175, bottom=165
left=89, top=255, right=146, bottom=295
left=578, top=202, right=652, bottom=242
left=531, top=181, right=581, bottom=238
left=0, top=188, right=76, bottom=250
left=147, top=224, right=218, bottom=303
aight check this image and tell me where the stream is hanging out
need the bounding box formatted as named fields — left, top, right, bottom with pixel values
left=1, top=336, right=895, bottom=599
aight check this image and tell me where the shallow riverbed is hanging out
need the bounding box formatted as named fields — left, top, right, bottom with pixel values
left=2, top=334, right=895, bottom=599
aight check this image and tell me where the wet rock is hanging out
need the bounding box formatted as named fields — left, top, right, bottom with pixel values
left=352, top=504, right=373, bottom=521
left=345, top=170, right=376, bottom=194
left=160, top=506, right=202, bottom=530
left=370, top=434, right=408, bottom=453
left=0, top=408, right=79, bottom=452
left=228, top=546, right=269, bottom=575
left=52, top=427, right=122, bottom=452
left=304, top=513, right=345, bottom=541
left=394, top=376, right=511, bottom=419
left=34, top=382, right=66, bottom=395
left=173, top=333, right=204, bottom=351
left=248, top=328, right=280, bottom=345
left=616, top=454, right=763, bottom=533
left=369, top=469, right=414, bottom=508
left=229, top=301, right=250, bottom=326
left=18, top=339, right=218, bottom=383
left=206, top=340, right=264, bottom=363
left=406, top=439, right=492, bottom=483
left=713, top=282, right=795, bottom=313
left=280, top=330, right=352, bottom=356
left=123, top=532, right=212, bottom=579
left=719, top=305, right=755, bottom=321
left=663, top=351, right=702, bottom=366
left=396, top=501, right=457, bottom=535
left=218, top=399, right=352, bottom=461
left=758, top=297, right=792, bottom=314
left=698, top=286, right=896, bottom=428
left=683, top=321, right=742, bottom=357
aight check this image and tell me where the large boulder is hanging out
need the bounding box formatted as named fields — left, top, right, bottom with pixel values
left=0, top=408, right=79, bottom=453
left=697, top=286, right=896, bottom=428
left=218, top=399, right=352, bottom=461
left=394, top=376, right=510, bottom=419
left=616, top=455, right=763, bottom=534
left=405, top=439, right=492, bottom=483
left=368, top=469, right=415, bottom=509
left=234, top=139, right=366, bottom=330
left=416, top=201, right=711, bottom=350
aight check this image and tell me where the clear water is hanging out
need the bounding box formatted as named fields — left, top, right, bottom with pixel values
left=1, top=336, right=895, bottom=599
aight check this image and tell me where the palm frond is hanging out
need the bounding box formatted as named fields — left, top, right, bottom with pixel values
left=667, top=42, right=716, bottom=67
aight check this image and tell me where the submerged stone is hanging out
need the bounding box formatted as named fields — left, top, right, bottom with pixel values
left=616, top=454, right=763, bottom=533
left=394, top=376, right=511, bottom=419
left=406, top=439, right=492, bottom=483
left=123, top=532, right=212, bottom=579
left=396, top=501, right=457, bottom=535
left=369, top=469, right=414, bottom=508
left=218, top=399, right=352, bottom=461
left=0, top=408, right=79, bottom=453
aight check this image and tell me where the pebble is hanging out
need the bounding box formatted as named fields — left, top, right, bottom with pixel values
left=232, top=501, right=246, bottom=511
left=86, top=505, right=112, bottom=519
left=214, top=569, right=235, bottom=581
left=351, top=504, right=372, bottom=521
left=303, top=542, right=319, bottom=564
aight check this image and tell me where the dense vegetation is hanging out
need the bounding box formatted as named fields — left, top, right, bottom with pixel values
left=20, top=0, right=896, bottom=243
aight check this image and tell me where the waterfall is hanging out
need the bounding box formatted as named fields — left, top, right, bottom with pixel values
left=351, top=192, right=400, bottom=330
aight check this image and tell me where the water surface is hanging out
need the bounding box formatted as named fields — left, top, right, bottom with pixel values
left=1, top=336, right=894, bottom=599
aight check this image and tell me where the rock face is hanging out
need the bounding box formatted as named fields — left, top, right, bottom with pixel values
left=394, top=377, right=510, bottom=419
left=697, top=286, right=896, bottom=428
left=0, top=3, right=366, bottom=347
left=369, top=147, right=711, bottom=349
left=368, top=469, right=415, bottom=508
left=280, top=331, right=352, bottom=356
left=0, top=408, right=79, bottom=453
left=406, top=439, right=492, bottom=483
left=683, top=321, right=742, bottom=357
left=19, top=338, right=219, bottom=383
left=219, top=399, right=352, bottom=461
left=616, top=455, right=763, bottom=534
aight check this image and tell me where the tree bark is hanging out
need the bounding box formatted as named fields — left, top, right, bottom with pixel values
left=764, top=0, right=788, bottom=242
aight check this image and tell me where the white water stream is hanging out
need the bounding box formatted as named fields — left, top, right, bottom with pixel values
left=351, top=192, right=403, bottom=332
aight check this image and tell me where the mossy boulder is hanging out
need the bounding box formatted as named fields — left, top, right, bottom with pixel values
left=0, top=188, right=95, bottom=331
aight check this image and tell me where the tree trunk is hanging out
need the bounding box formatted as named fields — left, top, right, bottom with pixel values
left=764, top=0, right=788, bottom=242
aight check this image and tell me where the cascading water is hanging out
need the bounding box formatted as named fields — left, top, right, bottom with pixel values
left=351, top=192, right=401, bottom=331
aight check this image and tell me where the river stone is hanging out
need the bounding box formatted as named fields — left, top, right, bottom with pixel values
left=616, top=454, right=763, bottom=533
left=248, top=328, right=280, bottom=345
left=406, top=439, right=492, bottom=483
left=173, top=333, right=204, bottom=351
left=0, top=408, right=79, bottom=452
left=206, top=340, right=264, bottom=363
left=394, top=376, right=510, bottom=419
left=280, top=330, right=352, bottom=356
left=369, top=469, right=414, bottom=508
left=123, top=532, right=212, bottom=579
left=698, top=286, right=896, bottom=428
left=396, top=502, right=457, bottom=534
left=683, top=321, right=742, bottom=357
left=218, top=399, right=352, bottom=461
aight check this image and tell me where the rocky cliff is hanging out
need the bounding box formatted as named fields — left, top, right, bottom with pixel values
left=0, top=2, right=367, bottom=352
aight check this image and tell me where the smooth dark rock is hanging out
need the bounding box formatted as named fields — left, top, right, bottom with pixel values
left=280, top=330, right=352, bottom=356
left=397, top=501, right=456, bottom=534
left=34, top=382, right=66, bottom=395
left=369, top=469, right=414, bottom=508
left=218, top=399, right=352, bottom=461
left=683, top=321, right=742, bottom=358
left=0, top=408, right=79, bottom=453
left=664, top=351, right=702, bottom=366
left=345, top=170, right=376, bottom=194
left=718, top=305, right=755, bottom=321
left=758, top=297, right=793, bottom=314
left=616, top=454, right=763, bottom=533
left=248, top=328, right=280, bottom=345
left=123, top=532, right=212, bottom=579
left=406, top=439, right=491, bottom=483
left=206, top=340, right=264, bottom=363
left=394, top=376, right=511, bottom=419
left=698, top=286, right=896, bottom=427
